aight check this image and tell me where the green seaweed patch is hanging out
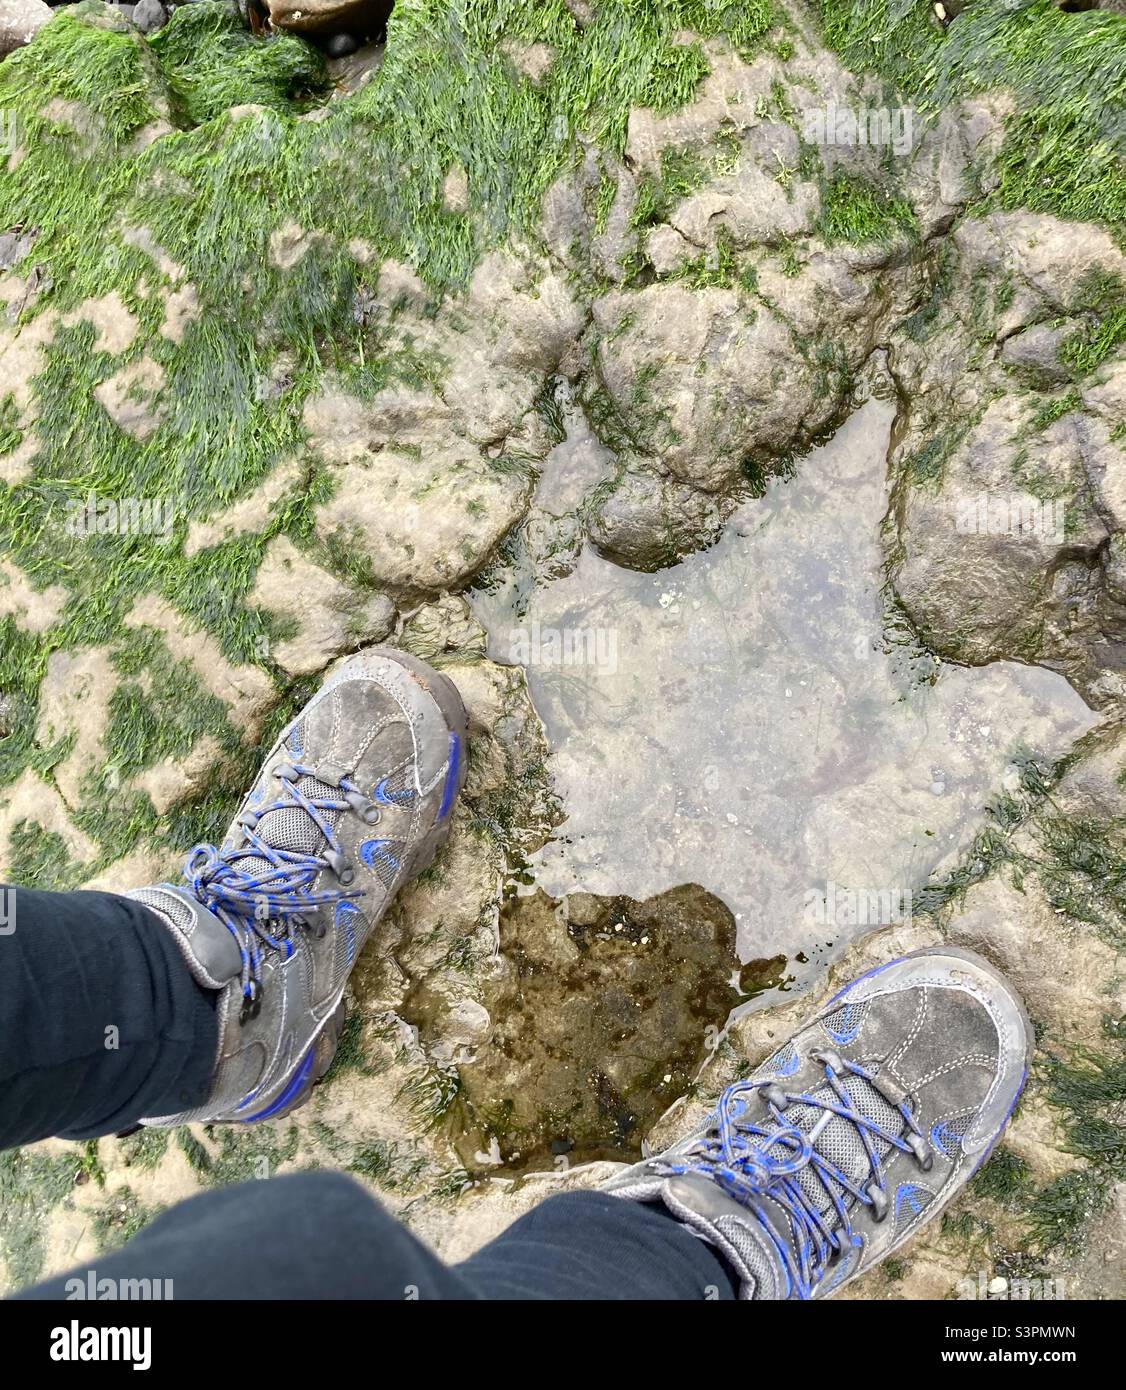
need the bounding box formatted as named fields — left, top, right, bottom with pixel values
left=320, top=1009, right=382, bottom=1083
left=1059, top=271, right=1126, bottom=378
left=118, top=1127, right=171, bottom=1172
left=913, top=754, right=1050, bottom=915
left=0, top=395, right=22, bottom=456
left=630, top=146, right=708, bottom=231
left=150, top=3, right=328, bottom=128
left=817, top=171, right=918, bottom=246
left=901, top=244, right=956, bottom=342
left=813, top=0, right=1126, bottom=238
left=90, top=1187, right=160, bottom=1252
left=7, top=819, right=84, bottom=890
left=396, top=1058, right=462, bottom=1129
left=193, top=1122, right=300, bottom=1186
left=1034, top=814, right=1126, bottom=948
left=1028, top=389, right=1082, bottom=433
left=0, top=1147, right=79, bottom=1288
left=973, top=1145, right=1032, bottom=1206
left=1021, top=1045, right=1126, bottom=1258
left=348, top=1138, right=428, bottom=1190
left=904, top=420, right=969, bottom=487
left=103, top=628, right=238, bottom=779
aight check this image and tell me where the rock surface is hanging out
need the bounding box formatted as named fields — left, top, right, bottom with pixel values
left=887, top=212, right=1126, bottom=707
left=248, top=534, right=395, bottom=674
left=265, top=0, right=393, bottom=38
left=131, top=0, right=167, bottom=35
left=0, top=0, right=49, bottom=57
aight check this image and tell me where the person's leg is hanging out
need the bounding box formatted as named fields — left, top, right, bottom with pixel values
left=16, top=1172, right=736, bottom=1300
left=457, top=1190, right=736, bottom=1299
left=0, top=885, right=216, bottom=1150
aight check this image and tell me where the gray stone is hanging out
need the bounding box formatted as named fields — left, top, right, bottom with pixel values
left=132, top=0, right=168, bottom=35
left=323, top=31, right=359, bottom=58
left=0, top=0, right=50, bottom=58
left=887, top=210, right=1126, bottom=703
left=248, top=536, right=396, bottom=676
left=0, top=227, right=36, bottom=272
left=999, top=321, right=1073, bottom=386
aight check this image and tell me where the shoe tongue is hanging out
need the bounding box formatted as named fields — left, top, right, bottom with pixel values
left=234, top=770, right=343, bottom=891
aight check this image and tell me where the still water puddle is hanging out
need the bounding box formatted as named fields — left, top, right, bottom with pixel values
left=472, top=391, right=1099, bottom=987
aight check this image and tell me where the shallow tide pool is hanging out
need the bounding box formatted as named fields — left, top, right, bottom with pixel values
left=472, top=391, right=1099, bottom=988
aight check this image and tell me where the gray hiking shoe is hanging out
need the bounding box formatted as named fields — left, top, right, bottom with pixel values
left=129, top=648, right=468, bottom=1126
left=603, top=946, right=1032, bottom=1299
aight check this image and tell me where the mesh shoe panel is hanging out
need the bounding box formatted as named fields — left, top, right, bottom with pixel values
left=764, top=1073, right=904, bottom=1215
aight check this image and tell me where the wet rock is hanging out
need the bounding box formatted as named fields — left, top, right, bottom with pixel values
left=124, top=592, right=276, bottom=743
left=321, top=31, right=358, bottom=58
left=134, top=734, right=223, bottom=817
left=499, top=38, right=554, bottom=82
left=671, top=123, right=820, bottom=248
left=132, top=0, right=167, bottom=34
left=0, top=0, right=50, bottom=58
left=0, top=557, right=66, bottom=633
left=62, top=292, right=138, bottom=356
left=999, top=322, right=1073, bottom=387
left=645, top=223, right=695, bottom=277
left=588, top=277, right=860, bottom=498
left=892, top=394, right=1108, bottom=665
left=184, top=456, right=305, bottom=557
left=441, top=164, right=469, bottom=215
left=588, top=467, right=728, bottom=571
left=308, top=250, right=581, bottom=593
left=312, top=431, right=532, bottom=593
left=34, top=647, right=119, bottom=809
left=887, top=211, right=1126, bottom=704
left=265, top=0, right=393, bottom=38
left=248, top=535, right=396, bottom=676
left=399, top=594, right=487, bottom=666
left=0, top=227, right=36, bottom=272
left=93, top=357, right=167, bottom=442
left=904, top=96, right=1009, bottom=239
left=0, top=770, right=96, bottom=879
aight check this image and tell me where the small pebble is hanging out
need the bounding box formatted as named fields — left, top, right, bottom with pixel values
left=323, top=32, right=360, bottom=58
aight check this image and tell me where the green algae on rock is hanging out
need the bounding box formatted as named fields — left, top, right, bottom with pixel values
left=441, top=883, right=742, bottom=1173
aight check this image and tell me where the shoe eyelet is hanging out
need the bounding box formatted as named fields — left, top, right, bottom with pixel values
left=344, top=790, right=381, bottom=825
left=906, top=1132, right=933, bottom=1171
left=866, top=1183, right=889, bottom=1222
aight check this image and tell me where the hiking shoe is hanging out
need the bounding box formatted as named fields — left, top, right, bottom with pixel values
left=129, top=648, right=468, bottom=1125
left=603, top=945, right=1032, bottom=1299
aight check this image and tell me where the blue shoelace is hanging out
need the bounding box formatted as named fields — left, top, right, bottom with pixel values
left=182, top=761, right=374, bottom=1015
left=656, top=1053, right=931, bottom=1298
